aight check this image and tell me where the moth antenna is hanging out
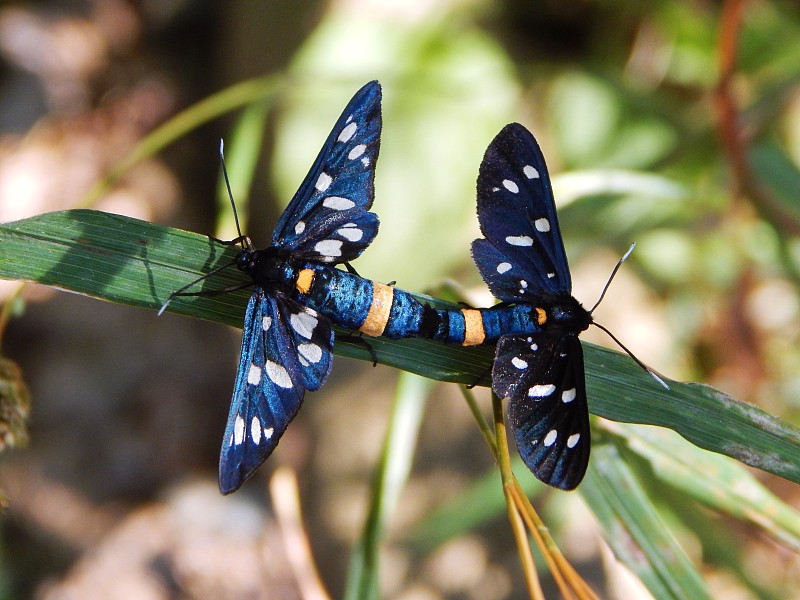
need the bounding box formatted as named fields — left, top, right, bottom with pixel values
left=589, top=242, right=635, bottom=314
left=587, top=242, right=669, bottom=389
left=157, top=258, right=239, bottom=316
left=592, top=322, right=670, bottom=390
left=159, top=143, right=252, bottom=317
left=219, top=139, right=251, bottom=251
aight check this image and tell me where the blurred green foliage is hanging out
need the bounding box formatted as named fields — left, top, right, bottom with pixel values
left=208, top=1, right=800, bottom=596
left=2, top=0, right=800, bottom=598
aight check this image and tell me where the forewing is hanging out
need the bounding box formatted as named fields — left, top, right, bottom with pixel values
left=495, top=333, right=590, bottom=490
left=472, top=123, right=571, bottom=302
left=218, top=289, right=333, bottom=494
left=272, top=81, right=382, bottom=264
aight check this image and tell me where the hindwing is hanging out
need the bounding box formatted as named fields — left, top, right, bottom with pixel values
left=495, top=333, right=590, bottom=491
left=219, top=289, right=333, bottom=494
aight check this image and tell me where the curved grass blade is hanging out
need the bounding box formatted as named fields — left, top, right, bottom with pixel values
left=80, top=75, right=284, bottom=207
left=0, top=210, right=798, bottom=487
left=582, top=443, right=713, bottom=600
left=345, top=373, right=430, bottom=600
left=602, top=421, right=800, bottom=551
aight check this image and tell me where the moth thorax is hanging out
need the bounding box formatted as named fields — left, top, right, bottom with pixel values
left=246, top=250, right=296, bottom=287
left=549, top=297, right=592, bottom=332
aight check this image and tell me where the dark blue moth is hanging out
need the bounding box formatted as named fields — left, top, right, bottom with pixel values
left=471, top=123, right=593, bottom=490
left=218, top=81, right=382, bottom=494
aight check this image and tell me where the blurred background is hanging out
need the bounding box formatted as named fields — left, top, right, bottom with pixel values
left=0, top=0, right=799, bottom=598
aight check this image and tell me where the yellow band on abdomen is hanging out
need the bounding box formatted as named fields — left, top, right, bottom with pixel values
left=461, top=309, right=486, bottom=346
left=359, top=282, right=394, bottom=337
left=295, top=268, right=315, bottom=295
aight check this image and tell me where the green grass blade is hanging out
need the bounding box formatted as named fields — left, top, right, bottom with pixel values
left=215, top=100, right=272, bottom=238
left=582, top=443, right=713, bottom=600
left=345, top=373, right=430, bottom=600
left=1, top=210, right=798, bottom=487
left=604, top=422, right=800, bottom=551
left=587, top=354, right=800, bottom=485
left=80, top=76, right=284, bottom=207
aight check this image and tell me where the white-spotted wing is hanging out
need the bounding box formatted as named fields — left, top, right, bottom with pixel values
left=472, top=123, right=592, bottom=490
left=272, top=81, right=382, bottom=264
left=219, top=289, right=333, bottom=494
left=495, top=333, right=589, bottom=490
left=471, top=123, right=571, bottom=301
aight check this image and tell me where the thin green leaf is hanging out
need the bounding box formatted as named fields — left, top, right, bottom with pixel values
left=603, top=421, right=800, bottom=551
left=345, top=373, right=430, bottom=600
left=582, top=444, right=713, bottom=600
left=216, top=100, right=272, bottom=238
left=1, top=210, right=798, bottom=487
left=406, top=458, right=547, bottom=551
left=80, top=75, right=284, bottom=207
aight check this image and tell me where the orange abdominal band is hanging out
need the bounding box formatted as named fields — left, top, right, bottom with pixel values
left=295, top=269, right=315, bottom=295
left=359, top=282, right=394, bottom=337
left=535, top=307, right=547, bottom=325
left=461, top=309, right=486, bottom=346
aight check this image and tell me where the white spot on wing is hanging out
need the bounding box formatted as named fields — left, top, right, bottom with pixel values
left=315, top=172, right=333, bottom=192
left=348, top=144, right=366, bottom=160
left=262, top=316, right=272, bottom=331
left=323, top=196, right=355, bottom=210
left=247, top=363, right=262, bottom=386
left=567, top=433, right=580, bottom=448
left=505, top=235, right=533, bottom=247
left=524, top=165, right=539, bottom=179
left=337, top=224, right=363, bottom=242
left=547, top=273, right=555, bottom=279
left=338, top=121, right=357, bottom=143
left=234, top=414, right=245, bottom=445
left=528, top=384, right=555, bottom=397
left=519, top=280, right=528, bottom=289
left=361, top=157, right=370, bottom=167
left=294, top=221, right=306, bottom=235
left=562, top=388, right=576, bottom=403
left=298, top=343, right=323, bottom=364
left=543, top=430, right=558, bottom=447
left=265, top=360, right=293, bottom=388
left=251, top=416, right=262, bottom=445
left=511, top=357, right=528, bottom=369
left=314, top=239, right=343, bottom=258
left=497, top=262, right=512, bottom=274
left=290, top=310, right=318, bottom=338
left=534, top=218, right=550, bottom=232
left=264, top=427, right=274, bottom=440
left=502, top=179, right=519, bottom=193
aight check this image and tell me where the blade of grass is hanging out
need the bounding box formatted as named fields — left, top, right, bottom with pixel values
left=79, top=75, right=285, bottom=207
left=216, top=100, right=272, bottom=239
left=602, top=421, right=800, bottom=551
left=345, top=373, right=430, bottom=600
left=0, top=210, right=799, bottom=487
left=491, top=391, right=544, bottom=599
left=582, top=443, right=713, bottom=600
